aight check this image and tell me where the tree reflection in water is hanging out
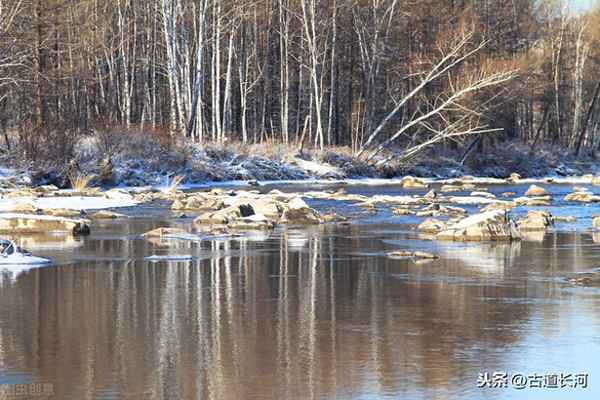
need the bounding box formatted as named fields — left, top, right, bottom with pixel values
left=0, top=223, right=600, bottom=399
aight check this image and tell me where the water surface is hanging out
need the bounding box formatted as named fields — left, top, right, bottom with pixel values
left=1, top=182, right=599, bottom=399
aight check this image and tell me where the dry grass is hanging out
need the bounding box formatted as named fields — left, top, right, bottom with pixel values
left=69, top=172, right=95, bottom=192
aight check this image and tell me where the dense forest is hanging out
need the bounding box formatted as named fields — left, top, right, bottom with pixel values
left=1, top=0, right=600, bottom=166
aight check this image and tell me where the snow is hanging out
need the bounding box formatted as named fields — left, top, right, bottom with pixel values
left=0, top=254, right=51, bottom=265
left=0, top=195, right=138, bottom=212
left=449, top=196, right=503, bottom=205
left=293, top=158, right=344, bottom=178
left=175, top=174, right=600, bottom=191
left=0, top=213, right=86, bottom=222
left=446, top=210, right=505, bottom=230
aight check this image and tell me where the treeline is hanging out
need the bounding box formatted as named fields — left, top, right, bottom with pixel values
left=1, top=0, right=600, bottom=163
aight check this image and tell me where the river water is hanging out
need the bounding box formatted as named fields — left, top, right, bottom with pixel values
left=0, top=182, right=599, bottom=399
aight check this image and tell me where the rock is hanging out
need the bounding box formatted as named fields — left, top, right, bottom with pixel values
left=386, top=251, right=439, bottom=260
left=554, top=216, right=576, bottom=223
left=401, top=176, right=428, bottom=189
left=35, top=185, right=59, bottom=194
left=480, top=201, right=517, bottom=212
left=513, top=196, right=552, bottom=206
left=440, top=184, right=463, bottom=193
left=89, top=210, right=126, bottom=220
left=591, top=176, right=600, bottom=186
left=31, top=167, right=65, bottom=188
left=418, top=218, right=446, bottom=233
left=449, top=196, right=502, bottom=205
left=322, top=213, right=348, bottom=223
left=501, top=192, right=516, bottom=198
left=143, top=227, right=189, bottom=238
left=436, top=210, right=520, bottom=242
left=470, top=191, right=496, bottom=199
left=0, top=213, right=90, bottom=235
left=424, top=189, right=437, bottom=200
left=195, top=205, right=242, bottom=225
left=282, top=197, right=322, bottom=225
left=240, top=198, right=283, bottom=219
left=99, top=157, right=115, bottom=186
left=45, top=209, right=82, bottom=218
left=569, top=276, right=596, bottom=286
left=594, top=216, right=600, bottom=229
left=507, top=172, right=521, bottom=183
left=10, top=202, right=39, bottom=214
left=413, top=251, right=439, bottom=259
left=174, top=195, right=224, bottom=211
left=104, top=189, right=135, bottom=202
left=517, top=210, right=553, bottom=232
left=564, top=191, right=600, bottom=203
left=228, top=214, right=276, bottom=230
left=524, top=184, right=548, bottom=197
left=392, top=208, right=415, bottom=216
left=362, top=195, right=427, bottom=207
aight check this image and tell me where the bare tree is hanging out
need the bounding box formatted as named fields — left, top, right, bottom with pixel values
left=358, top=27, right=516, bottom=164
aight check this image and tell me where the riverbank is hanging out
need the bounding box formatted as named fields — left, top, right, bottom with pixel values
left=1, top=135, right=599, bottom=189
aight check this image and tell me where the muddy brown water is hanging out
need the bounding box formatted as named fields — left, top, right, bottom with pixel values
left=1, top=182, right=600, bottom=399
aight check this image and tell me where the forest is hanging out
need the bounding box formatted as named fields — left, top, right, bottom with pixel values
left=1, top=0, right=600, bottom=172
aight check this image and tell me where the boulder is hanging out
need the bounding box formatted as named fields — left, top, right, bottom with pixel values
left=424, top=189, right=438, bottom=200
left=387, top=251, right=439, bottom=260
left=480, top=201, right=517, bottom=212
left=35, top=185, right=59, bottom=194
left=524, top=184, right=548, bottom=197
left=99, top=157, right=115, bottom=186
left=594, top=216, right=600, bottom=229
left=401, top=176, right=428, bottom=189
left=10, top=202, right=39, bottom=214
left=45, top=209, right=82, bottom=218
left=0, top=213, right=90, bottom=235
left=507, top=172, right=521, bottom=183
left=322, top=213, right=348, bottom=223
left=592, top=176, right=600, bottom=186
left=89, top=210, right=126, bottom=220
left=281, top=197, right=322, bottom=225
left=470, top=191, right=496, bottom=199
left=104, top=189, right=135, bottom=202
left=440, top=184, right=463, bottom=193
left=392, top=208, right=415, bottom=216
left=564, top=191, right=600, bottom=203
left=240, top=198, right=283, bottom=219
left=362, top=195, right=427, bottom=207
left=418, top=218, right=446, bottom=234
left=143, top=227, right=189, bottom=238
left=514, top=196, right=552, bottom=206
left=436, top=210, right=520, bottom=242
left=228, top=214, right=276, bottom=230
left=195, top=205, right=242, bottom=225
left=517, top=210, right=553, bottom=232
left=554, top=216, right=576, bottom=223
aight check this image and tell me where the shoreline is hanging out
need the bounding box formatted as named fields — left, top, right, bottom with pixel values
left=1, top=138, right=600, bottom=190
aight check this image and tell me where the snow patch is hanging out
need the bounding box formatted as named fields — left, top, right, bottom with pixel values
left=0, top=196, right=138, bottom=212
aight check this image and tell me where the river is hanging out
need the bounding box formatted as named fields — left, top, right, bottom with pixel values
left=0, top=181, right=599, bottom=399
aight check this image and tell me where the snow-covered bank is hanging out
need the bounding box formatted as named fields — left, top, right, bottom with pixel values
left=1, top=137, right=599, bottom=190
